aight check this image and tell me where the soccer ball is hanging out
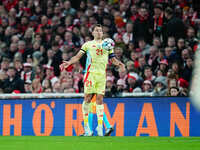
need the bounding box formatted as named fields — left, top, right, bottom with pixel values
left=102, top=38, right=115, bottom=51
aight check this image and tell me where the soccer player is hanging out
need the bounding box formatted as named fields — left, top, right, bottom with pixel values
left=60, top=24, right=125, bottom=136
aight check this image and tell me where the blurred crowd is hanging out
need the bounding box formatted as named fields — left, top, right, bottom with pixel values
left=0, top=0, right=199, bottom=97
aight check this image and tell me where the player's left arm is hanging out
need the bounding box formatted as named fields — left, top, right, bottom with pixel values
left=109, top=54, right=126, bottom=72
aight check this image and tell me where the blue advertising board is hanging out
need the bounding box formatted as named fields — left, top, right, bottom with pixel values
left=0, top=97, right=199, bottom=136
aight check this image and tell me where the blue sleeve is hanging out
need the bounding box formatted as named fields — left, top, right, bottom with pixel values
left=109, top=53, right=115, bottom=59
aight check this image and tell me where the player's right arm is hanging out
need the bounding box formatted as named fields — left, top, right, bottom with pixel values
left=60, top=51, right=85, bottom=71
left=60, top=42, right=88, bottom=71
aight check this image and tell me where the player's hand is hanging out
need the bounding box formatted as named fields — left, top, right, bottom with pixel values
left=119, top=63, right=126, bottom=72
left=60, top=61, right=70, bottom=72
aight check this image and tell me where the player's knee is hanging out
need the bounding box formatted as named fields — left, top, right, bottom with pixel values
left=84, top=98, right=90, bottom=103
left=84, top=95, right=93, bottom=103
left=85, top=99, right=91, bottom=103
left=96, top=95, right=103, bottom=105
left=96, top=100, right=103, bottom=105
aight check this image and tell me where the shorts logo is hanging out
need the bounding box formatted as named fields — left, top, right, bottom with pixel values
left=85, top=80, right=92, bottom=87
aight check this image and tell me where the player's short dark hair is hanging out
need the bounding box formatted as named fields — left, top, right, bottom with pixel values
left=91, top=24, right=102, bottom=32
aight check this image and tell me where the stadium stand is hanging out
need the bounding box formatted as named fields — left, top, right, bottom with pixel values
left=0, top=0, right=199, bottom=96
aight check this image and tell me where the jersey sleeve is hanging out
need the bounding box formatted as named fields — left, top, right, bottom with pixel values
left=80, top=42, right=88, bottom=53
left=108, top=48, right=115, bottom=59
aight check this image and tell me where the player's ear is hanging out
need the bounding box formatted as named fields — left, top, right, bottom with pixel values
left=91, top=30, right=94, bottom=36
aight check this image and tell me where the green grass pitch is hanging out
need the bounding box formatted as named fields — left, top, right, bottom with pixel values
left=0, top=136, right=200, bottom=150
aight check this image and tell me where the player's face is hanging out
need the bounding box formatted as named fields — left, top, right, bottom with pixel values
left=92, top=27, right=103, bottom=39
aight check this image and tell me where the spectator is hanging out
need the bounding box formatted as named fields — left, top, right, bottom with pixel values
left=152, top=37, right=162, bottom=48
left=53, top=3, right=62, bottom=17
left=138, top=38, right=151, bottom=56
left=51, top=42, right=62, bottom=76
left=146, top=46, right=159, bottom=72
left=36, top=15, right=49, bottom=33
left=118, top=69, right=127, bottom=82
left=32, top=51, right=43, bottom=66
left=176, top=38, right=186, bottom=55
left=185, top=26, right=198, bottom=49
left=178, top=78, right=189, bottom=96
left=157, top=48, right=165, bottom=63
left=73, top=69, right=83, bottom=93
left=113, top=29, right=126, bottom=51
left=138, top=56, right=146, bottom=77
left=153, top=76, right=167, bottom=96
left=17, top=40, right=27, bottom=58
left=164, top=46, right=174, bottom=63
left=34, top=65, right=45, bottom=81
left=123, top=22, right=134, bottom=45
left=181, top=57, right=193, bottom=82
left=163, top=7, right=186, bottom=44
left=106, top=67, right=115, bottom=80
left=61, top=78, right=72, bottom=90
left=171, top=61, right=181, bottom=79
left=13, top=57, right=23, bottom=73
left=142, top=80, right=153, bottom=93
left=124, top=42, right=135, bottom=59
left=129, top=5, right=138, bottom=23
left=62, top=0, right=76, bottom=16
left=18, top=16, right=29, bottom=34
left=102, top=15, right=116, bottom=36
left=158, top=59, right=169, bottom=75
left=43, top=64, right=58, bottom=86
left=52, top=81, right=62, bottom=93
left=31, top=78, right=42, bottom=93
left=126, top=60, right=135, bottom=72
left=168, top=86, right=180, bottom=96
left=133, top=7, right=153, bottom=44
left=0, top=70, right=7, bottom=92
left=116, top=79, right=126, bottom=97
left=126, top=72, right=141, bottom=92
left=26, top=54, right=33, bottom=64
left=153, top=3, right=165, bottom=37
left=156, top=69, right=164, bottom=77
left=24, top=80, right=32, bottom=93
left=0, top=57, right=10, bottom=74
left=143, top=66, right=156, bottom=82
left=166, top=37, right=180, bottom=62
left=41, top=49, right=54, bottom=66
left=24, top=28, right=34, bottom=49
left=21, top=63, right=35, bottom=83
left=64, top=31, right=75, bottom=50
left=2, top=66, right=25, bottom=93
left=181, top=48, right=191, bottom=66
left=7, top=43, right=18, bottom=60
left=105, top=76, right=116, bottom=97
left=167, top=36, right=176, bottom=49
left=42, top=79, right=52, bottom=92
left=129, top=51, right=139, bottom=69
left=114, top=47, right=124, bottom=62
